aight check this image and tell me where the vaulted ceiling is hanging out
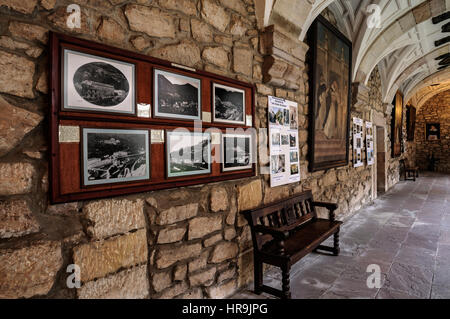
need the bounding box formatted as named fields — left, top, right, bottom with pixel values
left=255, top=0, right=450, bottom=109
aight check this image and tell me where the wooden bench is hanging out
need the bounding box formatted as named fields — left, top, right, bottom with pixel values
left=400, top=159, right=419, bottom=181
left=242, top=190, right=342, bottom=299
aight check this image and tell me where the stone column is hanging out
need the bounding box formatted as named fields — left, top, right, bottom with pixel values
left=261, top=25, right=309, bottom=90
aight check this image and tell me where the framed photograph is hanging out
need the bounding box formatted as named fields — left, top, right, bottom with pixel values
left=272, top=132, right=281, bottom=146
left=166, top=131, right=211, bottom=178
left=63, top=49, right=135, bottom=115
left=308, top=16, right=352, bottom=171
left=391, top=91, right=403, bottom=157
left=290, top=133, right=297, bottom=148
left=426, top=123, right=440, bottom=141
left=154, top=69, right=201, bottom=121
left=82, top=128, right=149, bottom=186
left=213, top=83, right=246, bottom=125
left=222, top=133, right=252, bottom=172
left=281, top=134, right=289, bottom=145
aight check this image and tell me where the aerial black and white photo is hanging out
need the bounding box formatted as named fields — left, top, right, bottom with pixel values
left=222, top=133, right=252, bottom=172
left=82, top=128, right=149, bottom=186
left=64, top=49, right=135, bottom=114
left=213, top=83, right=245, bottom=124
left=167, top=131, right=211, bottom=177
left=154, top=69, right=201, bottom=120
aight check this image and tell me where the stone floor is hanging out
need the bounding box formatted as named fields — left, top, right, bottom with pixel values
left=233, top=172, right=450, bottom=299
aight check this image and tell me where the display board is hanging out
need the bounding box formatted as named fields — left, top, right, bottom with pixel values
left=353, top=117, right=364, bottom=168
left=49, top=33, right=255, bottom=203
left=268, top=96, right=300, bottom=187
left=366, top=121, right=374, bottom=166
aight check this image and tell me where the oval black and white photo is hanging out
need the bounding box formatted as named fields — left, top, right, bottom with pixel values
left=73, top=62, right=130, bottom=107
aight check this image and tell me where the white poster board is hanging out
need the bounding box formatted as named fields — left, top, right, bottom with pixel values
left=268, top=96, right=300, bottom=187
left=353, top=117, right=364, bottom=168
left=366, top=121, right=374, bottom=166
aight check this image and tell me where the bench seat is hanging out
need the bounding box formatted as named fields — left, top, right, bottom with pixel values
left=243, top=190, right=342, bottom=299
left=261, top=219, right=342, bottom=264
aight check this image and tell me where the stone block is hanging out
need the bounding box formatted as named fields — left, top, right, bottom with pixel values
left=0, top=241, right=62, bottom=298
left=157, top=203, right=198, bottom=225
left=125, top=4, right=176, bottom=38
left=0, top=199, right=39, bottom=238
left=0, top=51, right=35, bottom=98
left=237, top=179, right=262, bottom=211
left=83, top=198, right=146, bottom=239
left=0, top=163, right=35, bottom=196
left=78, top=265, right=149, bottom=299
left=210, top=242, right=238, bottom=263
left=73, top=229, right=148, bottom=282
left=188, top=215, right=222, bottom=240
left=156, top=243, right=202, bottom=269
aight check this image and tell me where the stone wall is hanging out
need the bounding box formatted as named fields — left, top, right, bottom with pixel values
left=0, top=0, right=403, bottom=299
left=415, top=90, right=450, bottom=172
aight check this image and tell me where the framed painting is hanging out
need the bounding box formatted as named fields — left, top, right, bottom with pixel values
left=82, top=128, right=150, bottom=186
left=391, top=91, right=403, bottom=157
left=426, top=123, right=440, bottom=141
left=154, top=69, right=202, bottom=121
left=63, top=49, right=136, bottom=115
left=406, top=105, right=416, bottom=141
left=308, top=15, right=352, bottom=171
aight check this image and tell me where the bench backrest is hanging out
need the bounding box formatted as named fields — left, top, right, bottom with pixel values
left=243, top=190, right=317, bottom=251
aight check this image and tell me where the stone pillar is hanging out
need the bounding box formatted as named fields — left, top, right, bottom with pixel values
left=261, top=25, right=309, bottom=90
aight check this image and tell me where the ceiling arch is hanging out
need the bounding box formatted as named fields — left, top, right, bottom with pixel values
left=256, top=0, right=450, bottom=106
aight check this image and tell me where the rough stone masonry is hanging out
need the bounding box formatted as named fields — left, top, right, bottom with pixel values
left=0, top=0, right=410, bottom=299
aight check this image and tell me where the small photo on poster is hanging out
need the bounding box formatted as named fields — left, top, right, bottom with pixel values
left=290, top=163, right=299, bottom=175
left=290, top=133, right=297, bottom=148
left=272, top=132, right=281, bottom=146
left=281, top=134, right=289, bottom=146
left=271, top=154, right=286, bottom=174
left=290, top=106, right=298, bottom=130
left=269, top=107, right=285, bottom=126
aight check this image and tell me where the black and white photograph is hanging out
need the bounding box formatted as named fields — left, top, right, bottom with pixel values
left=82, top=128, right=149, bottom=186
left=213, top=83, right=245, bottom=124
left=271, top=154, right=286, bottom=174
left=284, top=109, right=290, bottom=126
left=281, top=134, right=289, bottom=145
left=64, top=49, right=135, bottom=114
left=272, top=132, right=281, bottom=146
left=222, top=133, right=252, bottom=172
left=154, top=69, right=201, bottom=121
left=167, top=131, right=211, bottom=177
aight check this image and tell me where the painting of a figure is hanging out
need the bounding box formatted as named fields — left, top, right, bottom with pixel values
left=309, top=17, right=351, bottom=171
left=391, top=91, right=403, bottom=157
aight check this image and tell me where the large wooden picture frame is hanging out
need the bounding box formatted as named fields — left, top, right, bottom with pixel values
left=391, top=91, right=403, bottom=157
left=49, top=33, right=255, bottom=204
left=308, top=16, right=352, bottom=172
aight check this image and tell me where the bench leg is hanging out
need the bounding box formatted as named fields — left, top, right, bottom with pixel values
left=333, top=229, right=340, bottom=256
left=281, top=265, right=291, bottom=299
left=254, top=258, right=263, bottom=295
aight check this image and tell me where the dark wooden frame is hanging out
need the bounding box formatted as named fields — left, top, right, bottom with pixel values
left=308, top=15, right=352, bottom=172
left=243, top=190, right=341, bottom=299
left=49, top=32, right=256, bottom=204
left=391, top=91, right=403, bottom=158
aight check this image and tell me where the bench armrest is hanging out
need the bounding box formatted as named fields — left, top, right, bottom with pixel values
left=312, top=201, right=338, bottom=221
left=253, top=225, right=289, bottom=240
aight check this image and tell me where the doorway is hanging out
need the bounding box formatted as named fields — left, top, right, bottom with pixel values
left=376, top=126, right=386, bottom=195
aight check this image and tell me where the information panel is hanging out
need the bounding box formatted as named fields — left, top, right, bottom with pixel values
left=268, top=96, right=300, bottom=187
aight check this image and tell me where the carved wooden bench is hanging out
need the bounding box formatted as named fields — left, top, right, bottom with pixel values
left=400, top=159, right=419, bottom=181
left=242, top=190, right=342, bottom=299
